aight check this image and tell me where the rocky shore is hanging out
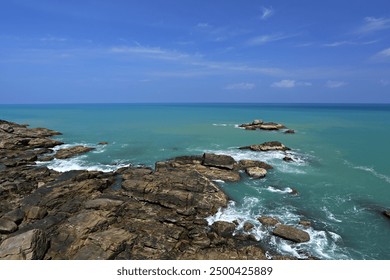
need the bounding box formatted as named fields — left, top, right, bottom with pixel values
left=0, top=119, right=310, bottom=260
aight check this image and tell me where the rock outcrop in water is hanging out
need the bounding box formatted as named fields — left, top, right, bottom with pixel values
left=1, top=119, right=302, bottom=260
left=239, top=141, right=290, bottom=152
left=238, top=119, right=286, bottom=131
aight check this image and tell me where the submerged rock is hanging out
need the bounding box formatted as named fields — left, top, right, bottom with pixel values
left=383, top=210, right=390, bottom=219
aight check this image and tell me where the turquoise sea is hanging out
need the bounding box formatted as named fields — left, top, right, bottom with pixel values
left=1, top=103, right=389, bottom=259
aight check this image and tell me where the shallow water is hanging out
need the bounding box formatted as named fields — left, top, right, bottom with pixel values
left=1, top=103, right=389, bottom=259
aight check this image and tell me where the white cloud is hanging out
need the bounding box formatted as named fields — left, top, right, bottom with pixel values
left=197, top=23, right=210, bottom=28
left=225, top=83, right=255, bottom=90
left=357, top=17, right=390, bottom=33
left=323, top=40, right=379, bottom=47
left=110, top=46, right=190, bottom=61
left=271, top=79, right=312, bottom=88
left=376, top=47, right=390, bottom=57
left=326, top=80, right=347, bottom=88
left=260, top=7, right=274, bottom=20
left=247, top=33, right=297, bottom=45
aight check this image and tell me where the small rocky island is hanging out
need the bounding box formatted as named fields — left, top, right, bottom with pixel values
left=0, top=119, right=310, bottom=260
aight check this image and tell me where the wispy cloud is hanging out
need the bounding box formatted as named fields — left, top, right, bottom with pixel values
left=371, top=47, right=390, bottom=62
left=357, top=17, right=390, bottom=33
left=380, top=79, right=390, bottom=86
left=247, top=33, right=297, bottom=46
left=110, top=46, right=191, bottom=61
left=271, top=79, right=312, bottom=88
left=197, top=22, right=210, bottom=28
left=225, top=83, right=255, bottom=90
left=260, top=7, right=274, bottom=20
left=325, top=80, right=347, bottom=88
left=40, top=36, right=68, bottom=42
left=323, top=40, right=378, bottom=47
left=376, top=47, right=390, bottom=57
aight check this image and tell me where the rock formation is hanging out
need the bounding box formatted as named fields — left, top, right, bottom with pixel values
left=1, top=119, right=298, bottom=260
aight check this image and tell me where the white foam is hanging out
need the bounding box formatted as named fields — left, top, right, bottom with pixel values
left=266, top=186, right=294, bottom=194
left=344, top=160, right=390, bottom=184
left=36, top=156, right=130, bottom=173
left=207, top=196, right=349, bottom=260
left=322, top=207, right=342, bottom=223
left=212, top=179, right=226, bottom=184
left=212, top=123, right=228, bottom=127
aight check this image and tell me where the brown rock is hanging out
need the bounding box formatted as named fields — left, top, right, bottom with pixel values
left=0, top=218, right=18, bottom=234
left=211, top=221, right=236, bottom=238
left=2, top=208, right=24, bottom=224
left=202, top=153, right=236, bottom=170
left=0, top=229, right=49, bottom=260
left=243, top=222, right=255, bottom=231
left=98, top=142, right=109, bottom=145
left=85, top=198, right=124, bottom=210
left=273, top=224, right=310, bottom=243
left=245, top=167, right=267, bottom=178
left=240, top=141, right=290, bottom=152
left=237, top=159, right=273, bottom=170
left=283, top=155, right=294, bottom=162
left=284, top=129, right=295, bottom=134
left=55, top=146, right=95, bottom=159
left=258, top=216, right=280, bottom=226
left=26, top=206, right=48, bottom=220
left=299, top=220, right=312, bottom=227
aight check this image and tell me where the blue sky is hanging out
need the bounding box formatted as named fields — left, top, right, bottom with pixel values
left=1, top=0, right=390, bottom=103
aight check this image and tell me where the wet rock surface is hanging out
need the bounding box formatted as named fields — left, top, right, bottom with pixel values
left=239, top=141, right=290, bottom=152
left=0, top=119, right=295, bottom=260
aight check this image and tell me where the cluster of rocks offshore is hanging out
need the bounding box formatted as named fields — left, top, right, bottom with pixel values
left=0, top=119, right=317, bottom=260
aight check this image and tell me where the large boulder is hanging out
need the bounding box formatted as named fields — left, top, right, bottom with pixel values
left=245, top=167, right=267, bottom=178
left=258, top=216, right=280, bottom=226
left=211, top=221, right=236, bottom=238
left=237, top=159, right=273, bottom=170
left=272, top=224, right=310, bottom=243
left=0, top=229, right=49, bottom=259
left=202, top=153, right=236, bottom=170
left=0, top=218, right=18, bottom=234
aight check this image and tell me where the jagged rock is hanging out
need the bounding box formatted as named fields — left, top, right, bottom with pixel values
left=237, top=159, right=273, bottom=170
left=299, top=220, right=312, bottom=227
left=243, top=222, right=255, bottom=231
left=26, top=206, right=48, bottom=220
left=2, top=208, right=24, bottom=224
left=283, top=155, right=294, bottom=162
left=55, top=146, right=95, bottom=159
left=0, top=229, right=48, bottom=260
left=285, top=129, right=295, bottom=134
left=202, top=153, right=236, bottom=170
left=72, top=228, right=138, bottom=260
left=0, top=218, right=18, bottom=234
left=258, top=216, right=280, bottom=226
left=245, top=167, right=267, bottom=178
left=85, top=198, right=124, bottom=210
left=0, top=123, right=14, bottom=133
left=273, top=224, right=310, bottom=243
left=239, top=119, right=285, bottom=131
left=240, top=141, right=290, bottom=152
left=211, top=221, right=236, bottom=238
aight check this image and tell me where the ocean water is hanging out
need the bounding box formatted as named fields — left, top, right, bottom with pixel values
left=1, top=103, right=389, bottom=259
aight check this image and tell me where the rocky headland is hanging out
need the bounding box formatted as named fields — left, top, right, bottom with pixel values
left=0, top=119, right=310, bottom=260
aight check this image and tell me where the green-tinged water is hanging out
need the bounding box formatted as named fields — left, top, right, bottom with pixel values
left=1, top=103, right=389, bottom=259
